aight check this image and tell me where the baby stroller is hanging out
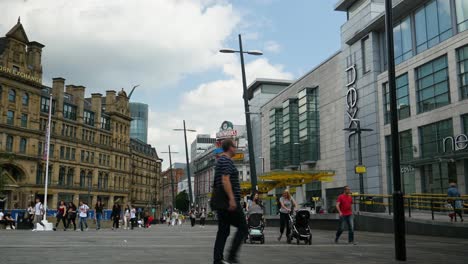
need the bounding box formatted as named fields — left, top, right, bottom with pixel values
left=287, top=209, right=312, bottom=245
left=245, top=213, right=265, bottom=244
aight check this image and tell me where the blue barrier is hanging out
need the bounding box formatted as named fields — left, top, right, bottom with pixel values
left=5, top=209, right=114, bottom=221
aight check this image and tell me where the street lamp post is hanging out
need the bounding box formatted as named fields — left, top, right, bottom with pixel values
left=161, top=146, right=178, bottom=209
left=87, top=174, right=92, bottom=206
left=294, top=142, right=301, bottom=171
left=343, top=120, right=373, bottom=195
left=220, top=34, right=263, bottom=194
left=173, top=121, right=196, bottom=206
left=258, top=157, right=265, bottom=174
left=385, top=0, right=407, bottom=260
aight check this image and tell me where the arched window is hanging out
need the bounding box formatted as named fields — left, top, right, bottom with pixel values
left=22, top=93, right=29, bottom=106
left=8, top=89, right=16, bottom=102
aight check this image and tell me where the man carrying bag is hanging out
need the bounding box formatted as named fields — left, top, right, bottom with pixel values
left=211, top=139, right=247, bottom=264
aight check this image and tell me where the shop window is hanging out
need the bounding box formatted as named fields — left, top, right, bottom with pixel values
left=416, top=56, right=450, bottom=113
left=383, top=73, right=410, bottom=124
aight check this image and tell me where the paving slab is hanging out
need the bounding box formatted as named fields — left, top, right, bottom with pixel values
left=0, top=225, right=466, bottom=264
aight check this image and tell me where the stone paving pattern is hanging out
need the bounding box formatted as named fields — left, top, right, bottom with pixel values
left=0, top=224, right=467, bottom=264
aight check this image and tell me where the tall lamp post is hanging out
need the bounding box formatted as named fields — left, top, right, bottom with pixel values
left=258, top=157, right=265, bottom=174
left=294, top=142, right=302, bottom=171
left=343, top=119, right=373, bottom=195
left=173, top=121, right=196, bottom=206
left=385, top=0, right=406, bottom=260
left=161, top=146, right=178, bottom=208
left=220, top=34, right=263, bottom=194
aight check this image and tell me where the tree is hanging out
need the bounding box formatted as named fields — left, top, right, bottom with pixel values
left=175, top=190, right=189, bottom=212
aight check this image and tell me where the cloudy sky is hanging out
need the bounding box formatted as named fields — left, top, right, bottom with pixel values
left=0, top=0, right=345, bottom=168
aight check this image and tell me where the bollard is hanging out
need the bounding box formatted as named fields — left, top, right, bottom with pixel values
left=431, top=199, right=434, bottom=220
left=408, top=198, right=411, bottom=218
left=389, top=196, right=392, bottom=215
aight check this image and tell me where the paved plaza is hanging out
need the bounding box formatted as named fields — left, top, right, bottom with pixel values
left=0, top=224, right=467, bottom=264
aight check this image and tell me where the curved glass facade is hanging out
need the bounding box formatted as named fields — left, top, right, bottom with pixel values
left=130, top=102, right=148, bottom=143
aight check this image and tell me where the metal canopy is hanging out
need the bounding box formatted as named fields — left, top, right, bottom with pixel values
left=240, top=170, right=336, bottom=195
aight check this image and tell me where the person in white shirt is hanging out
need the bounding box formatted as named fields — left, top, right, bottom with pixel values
left=78, top=201, right=90, bottom=231
left=32, top=198, right=45, bottom=231
left=130, top=206, right=136, bottom=230
left=124, top=205, right=131, bottom=230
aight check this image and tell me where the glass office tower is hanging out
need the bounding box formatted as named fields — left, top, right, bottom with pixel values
left=130, top=102, right=148, bottom=143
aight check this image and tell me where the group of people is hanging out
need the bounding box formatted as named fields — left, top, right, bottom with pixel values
left=22, top=198, right=149, bottom=231
left=27, top=198, right=97, bottom=232
left=0, top=210, right=16, bottom=229
left=210, top=139, right=358, bottom=264
left=189, top=208, right=207, bottom=227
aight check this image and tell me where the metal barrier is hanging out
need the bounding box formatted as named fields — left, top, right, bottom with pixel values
left=352, top=193, right=467, bottom=221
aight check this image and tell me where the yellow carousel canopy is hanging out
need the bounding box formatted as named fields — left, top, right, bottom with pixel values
left=240, top=170, right=335, bottom=195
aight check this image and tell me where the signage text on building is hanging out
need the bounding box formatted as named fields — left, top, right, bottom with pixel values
left=216, top=120, right=237, bottom=139
left=345, top=64, right=359, bottom=129
left=443, top=134, right=468, bottom=152
left=0, top=65, right=42, bottom=84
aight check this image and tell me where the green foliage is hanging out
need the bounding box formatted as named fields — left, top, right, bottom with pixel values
left=175, top=190, right=190, bottom=212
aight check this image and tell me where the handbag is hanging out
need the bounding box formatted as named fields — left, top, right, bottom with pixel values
left=210, top=185, right=228, bottom=211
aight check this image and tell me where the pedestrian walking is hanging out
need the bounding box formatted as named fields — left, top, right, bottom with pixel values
left=448, top=183, right=464, bottom=222
left=78, top=201, right=90, bottom=231
left=335, top=186, right=355, bottom=244
left=212, top=139, right=248, bottom=264
left=143, top=210, right=150, bottom=228
left=130, top=205, right=137, bottom=230
left=67, top=202, right=77, bottom=231
left=26, top=202, right=35, bottom=227
left=124, top=205, right=131, bottom=229
left=95, top=200, right=104, bottom=230
left=111, top=203, right=121, bottom=230
left=277, top=189, right=297, bottom=242
left=32, top=198, right=45, bottom=231
left=171, top=210, right=178, bottom=226
left=54, top=200, right=67, bottom=231
left=200, top=208, right=206, bottom=227
left=190, top=209, right=197, bottom=227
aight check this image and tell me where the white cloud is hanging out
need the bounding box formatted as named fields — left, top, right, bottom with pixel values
left=0, top=0, right=240, bottom=94
left=150, top=57, right=293, bottom=166
left=264, top=40, right=281, bottom=53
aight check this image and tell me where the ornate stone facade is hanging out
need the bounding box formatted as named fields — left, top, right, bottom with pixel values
left=0, top=20, right=162, bottom=210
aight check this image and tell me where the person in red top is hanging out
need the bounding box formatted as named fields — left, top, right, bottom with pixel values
left=54, top=200, right=67, bottom=231
left=335, top=186, right=355, bottom=244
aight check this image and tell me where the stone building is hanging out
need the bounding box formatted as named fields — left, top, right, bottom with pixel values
left=160, top=163, right=186, bottom=210
left=0, top=20, right=162, bottom=210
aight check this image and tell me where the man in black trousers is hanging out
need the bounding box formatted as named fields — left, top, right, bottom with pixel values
left=213, top=139, right=247, bottom=264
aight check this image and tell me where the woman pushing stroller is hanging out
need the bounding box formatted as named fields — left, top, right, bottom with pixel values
left=277, top=189, right=297, bottom=242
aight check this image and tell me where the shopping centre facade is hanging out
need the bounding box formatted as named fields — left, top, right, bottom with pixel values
left=256, top=0, right=468, bottom=209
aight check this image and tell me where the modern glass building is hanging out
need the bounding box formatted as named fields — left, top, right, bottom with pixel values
left=129, top=102, right=148, bottom=143
left=247, top=79, right=292, bottom=175
left=335, top=0, right=468, bottom=195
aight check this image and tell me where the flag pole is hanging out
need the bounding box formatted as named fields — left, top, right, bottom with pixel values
left=43, top=93, right=53, bottom=222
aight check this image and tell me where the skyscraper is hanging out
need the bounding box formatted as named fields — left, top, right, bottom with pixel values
left=129, top=102, right=148, bottom=143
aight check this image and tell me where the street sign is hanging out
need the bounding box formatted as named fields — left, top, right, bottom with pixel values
left=355, top=165, right=367, bottom=174
left=232, top=153, right=244, bottom=161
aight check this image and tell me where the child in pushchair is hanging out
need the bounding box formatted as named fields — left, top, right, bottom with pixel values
left=245, top=192, right=265, bottom=244
left=288, top=209, right=312, bottom=245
